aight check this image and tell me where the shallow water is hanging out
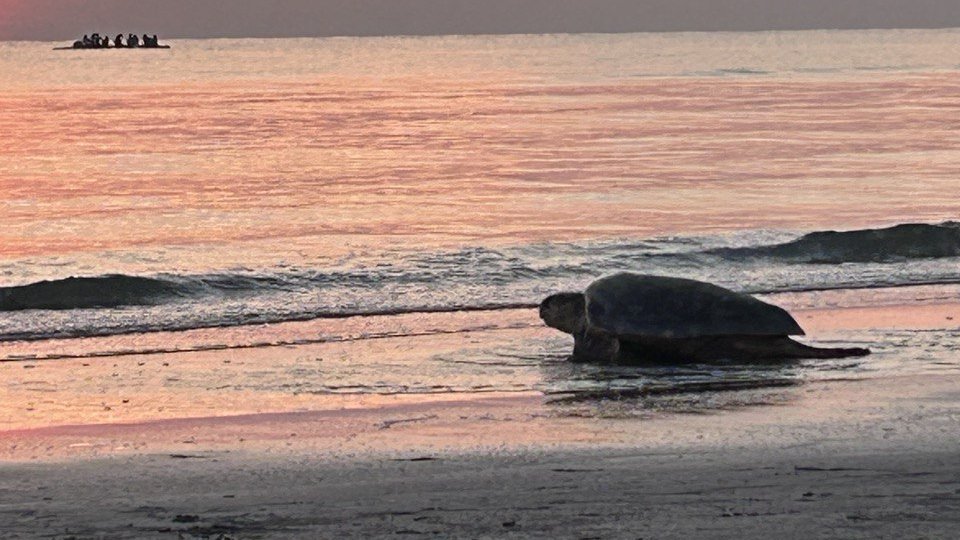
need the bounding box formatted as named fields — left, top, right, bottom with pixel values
left=1, top=30, right=959, bottom=410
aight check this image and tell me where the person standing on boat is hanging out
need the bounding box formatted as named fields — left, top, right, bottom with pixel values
left=115, top=34, right=125, bottom=48
left=128, top=33, right=140, bottom=47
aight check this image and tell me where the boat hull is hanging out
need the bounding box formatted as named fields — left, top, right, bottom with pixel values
left=53, top=45, right=171, bottom=50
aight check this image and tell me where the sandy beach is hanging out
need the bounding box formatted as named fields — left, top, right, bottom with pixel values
left=1, top=292, right=958, bottom=537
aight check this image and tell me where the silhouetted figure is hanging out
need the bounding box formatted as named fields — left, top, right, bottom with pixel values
left=62, top=32, right=167, bottom=50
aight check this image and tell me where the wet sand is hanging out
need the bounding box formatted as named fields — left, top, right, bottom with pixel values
left=0, top=297, right=958, bottom=537
left=3, top=438, right=959, bottom=538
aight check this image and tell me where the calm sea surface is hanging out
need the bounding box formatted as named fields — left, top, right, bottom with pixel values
left=1, top=30, right=959, bottom=408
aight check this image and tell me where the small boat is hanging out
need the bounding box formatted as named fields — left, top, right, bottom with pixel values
left=55, top=35, right=170, bottom=50
left=54, top=45, right=171, bottom=50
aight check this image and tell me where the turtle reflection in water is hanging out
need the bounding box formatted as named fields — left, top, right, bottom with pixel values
left=540, top=273, right=870, bottom=364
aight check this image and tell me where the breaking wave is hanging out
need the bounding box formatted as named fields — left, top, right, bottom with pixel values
left=0, top=273, right=301, bottom=312
left=0, top=221, right=958, bottom=341
left=0, top=275, right=187, bottom=312
left=711, top=222, right=960, bottom=263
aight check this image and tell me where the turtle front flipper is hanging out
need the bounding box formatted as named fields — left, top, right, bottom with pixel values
left=573, top=328, right=620, bottom=363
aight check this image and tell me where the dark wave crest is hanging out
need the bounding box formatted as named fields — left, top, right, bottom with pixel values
left=711, top=222, right=960, bottom=263
left=0, top=275, right=190, bottom=312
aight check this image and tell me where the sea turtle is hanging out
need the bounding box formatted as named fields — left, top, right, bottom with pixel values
left=539, top=273, right=870, bottom=363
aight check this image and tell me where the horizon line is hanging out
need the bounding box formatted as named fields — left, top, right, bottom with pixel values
left=4, top=24, right=960, bottom=44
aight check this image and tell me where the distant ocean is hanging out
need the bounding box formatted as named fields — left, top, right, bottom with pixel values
left=1, top=30, right=959, bottom=401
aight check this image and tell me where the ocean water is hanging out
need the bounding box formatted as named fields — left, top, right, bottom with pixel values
left=1, top=30, right=959, bottom=408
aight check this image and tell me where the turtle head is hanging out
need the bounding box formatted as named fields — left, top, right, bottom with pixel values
left=539, top=293, right=586, bottom=334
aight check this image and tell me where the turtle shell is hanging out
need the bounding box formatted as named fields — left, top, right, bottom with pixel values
left=584, top=273, right=804, bottom=339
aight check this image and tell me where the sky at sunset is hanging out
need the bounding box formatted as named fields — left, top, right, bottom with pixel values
left=1, top=0, right=960, bottom=41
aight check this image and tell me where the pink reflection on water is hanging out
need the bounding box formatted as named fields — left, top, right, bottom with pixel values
left=1, top=49, right=959, bottom=268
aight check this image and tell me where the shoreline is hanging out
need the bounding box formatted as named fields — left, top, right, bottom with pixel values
left=2, top=367, right=957, bottom=461
left=0, top=292, right=957, bottom=536
left=0, top=294, right=957, bottom=459
left=1, top=368, right=958, bottom=537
